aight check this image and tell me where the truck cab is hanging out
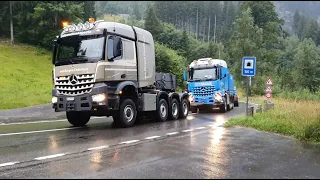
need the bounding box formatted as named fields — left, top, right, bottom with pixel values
left=183, top=58, right=238, bottom=113
left=51, top=19, right=189, bottom=128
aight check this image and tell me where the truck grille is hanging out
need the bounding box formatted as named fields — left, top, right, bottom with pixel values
left=55, top=74, right=95, bottom=96
left=191, top=86, right=215, bottom=96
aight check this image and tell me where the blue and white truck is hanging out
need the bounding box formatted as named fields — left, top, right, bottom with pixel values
left=183, top=58, right=239, bottom=113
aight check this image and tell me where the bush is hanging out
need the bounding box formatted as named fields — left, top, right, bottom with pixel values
left=155, top=42, right=186, bottom=89
left=277, top=89, right=320, bottom=101
left=304, top=120, right=320, bottom=142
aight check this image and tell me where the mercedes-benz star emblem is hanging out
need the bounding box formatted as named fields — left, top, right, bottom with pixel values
left=69, top=75, right=78, bottom=85
left=201, top=87, right=206, bottom=92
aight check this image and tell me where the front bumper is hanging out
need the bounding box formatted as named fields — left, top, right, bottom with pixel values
left=190, top=96, right=224, bottom=107
left=52, top=83, right=120, bottom=112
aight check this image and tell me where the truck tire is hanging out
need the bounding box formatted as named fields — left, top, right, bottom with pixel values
left=190, top=106, right=198, bottom=113
left=219, top=97, right=227, bottom=113
left=156, top=99, right=168, bottom=122
left=234, top=100, right=239, bottom=107
left=112, top=99, right=137, bottom=128
left=66, top=111, right=90, bottom=127
left=179, top=98, right=189, bottom=119
left=134, top=112, right=144, bottom=124
left=227, top=96, right=232, bottom=111
left=169, top=98, right=179, bottom=120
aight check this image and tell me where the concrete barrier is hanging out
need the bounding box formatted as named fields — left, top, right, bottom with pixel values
left=263, top=100, right=274, bottom=112
left=255, top=104, right=263, bottom=113
left=245, top=102, right=269, bottom=117
left=247, top=106, right=255, bottom=116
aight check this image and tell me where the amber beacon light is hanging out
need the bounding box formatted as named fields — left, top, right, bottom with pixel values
left=62, top=21, right=69, bottom=28
left=89, top=18, right=95, bottom=23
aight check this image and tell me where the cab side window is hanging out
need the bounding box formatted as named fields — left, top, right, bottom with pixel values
left=107, top=35, right=123, bottom=61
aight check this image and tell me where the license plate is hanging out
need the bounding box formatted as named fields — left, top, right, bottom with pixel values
left=67, top=97, right=75, bottom=101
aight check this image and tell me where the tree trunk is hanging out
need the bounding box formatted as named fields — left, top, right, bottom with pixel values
left=196, top=8, right=198, bottom=40
left=214, top=14, right=216, bottom=43
left=10, top=1, right=14, bottom=45
left=208, top=17, right=211, bottom=42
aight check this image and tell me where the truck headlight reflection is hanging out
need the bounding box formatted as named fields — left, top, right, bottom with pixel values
left=92, top=93, right=106, bottom=102
left=214, top=93, right=222, bottom=102
left=188, top=94, right=194, bottom=102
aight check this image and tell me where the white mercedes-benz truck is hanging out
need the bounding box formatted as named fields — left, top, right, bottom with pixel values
left=51, top=19, right=190, bottom=128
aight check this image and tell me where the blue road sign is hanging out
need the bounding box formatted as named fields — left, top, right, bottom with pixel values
left=242, top=57, right=256, bottom=77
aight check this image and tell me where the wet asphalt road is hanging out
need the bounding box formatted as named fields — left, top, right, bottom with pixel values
left=0, top=104, right=320, bottom=179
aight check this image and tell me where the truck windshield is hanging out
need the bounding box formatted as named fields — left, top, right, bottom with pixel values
left=55, top=36, right=104, bottom=65
left=190, top=68, right=217, bottom=81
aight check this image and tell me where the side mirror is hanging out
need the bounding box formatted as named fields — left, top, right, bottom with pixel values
left=52, top=40, right=57, bottom=65
left=189, top=68, right=194, bottom=80
left=183, top=71, right=187, bottom=81
left=113, top=36, right=122, bottom=58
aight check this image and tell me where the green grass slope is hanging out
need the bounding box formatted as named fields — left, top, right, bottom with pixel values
left=0, top=40, right=53, bottom=109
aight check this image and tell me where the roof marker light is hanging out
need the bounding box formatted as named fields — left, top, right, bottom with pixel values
left=62, top=21, right=69, bottom=28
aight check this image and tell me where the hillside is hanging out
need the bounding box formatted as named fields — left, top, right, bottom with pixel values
left=274, top=1, right=320, bottom=34
left=0, top=40, right=53, bottom=109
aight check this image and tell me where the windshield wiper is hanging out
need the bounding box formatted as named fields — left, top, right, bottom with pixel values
left=189, top=77, right=202, bottom=82
left=55, top=58, right=75, bottom=65
left=55, top=56, right=88, bottom=65
left=70, top=56, right=89, bottom=62
left=204, top=78, right=217, bottom=81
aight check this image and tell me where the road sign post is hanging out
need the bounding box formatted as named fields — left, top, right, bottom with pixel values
left=265, top=77, right=273, bottom=103
left=242, top=57, right=256, bottom=116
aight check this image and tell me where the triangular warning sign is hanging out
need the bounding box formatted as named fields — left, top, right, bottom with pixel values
left=265, top=86, right=272, bottom=92
left=266, top=77, right=273, bottom=86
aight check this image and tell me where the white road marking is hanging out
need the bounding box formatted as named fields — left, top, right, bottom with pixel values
left=182, top=129, right=194, bottom=132
left=0, top=119, right=67, bottom=126
left=0, top=162, right=19, bottom=167
left=0, top=117, right=106, bottom=126
left=166, top=132, right=178, bottom=135
left=145, top=136, right=160, bottom=140
left=87, top=145, right=109, bottom=151
left=119, top=140, right=140, bottom=144
left=34, top=153, right=66, bottom=160
left=195, top=127, right=206, bottom=130
left=0, top=127, right=81, bottom=137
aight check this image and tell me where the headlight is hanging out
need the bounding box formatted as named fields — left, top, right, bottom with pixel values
left=214, top=93, right=222, bottom=102
left=92, top=93, right=106, bottom=102
left=188, top=94, right=194, bottom=102
left=52, top=97, right=58, bottom=104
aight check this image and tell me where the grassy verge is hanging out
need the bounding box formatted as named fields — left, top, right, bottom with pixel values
left=0, top=40, right=53, bottom=110
left=226, top=89, right=320, bottom=144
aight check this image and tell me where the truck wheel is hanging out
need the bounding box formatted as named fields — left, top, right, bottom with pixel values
left=66, top=111, right=90, bottom=127
left=113, top=99, right=137, bottom=128
left=234, top=100, right=239, bottom=107
left=190, top=106, right=198, bottom=113
left=219, top=97, right=227, bottom=113
left=135, top=112, right=144, bottom=124
left=169, top=98, right=179, bottom=120
left=179, top=98, right=189, bottom=119
left=156, top=99, right=168, bottom=122
left=227, top=97, right=231, bottom=111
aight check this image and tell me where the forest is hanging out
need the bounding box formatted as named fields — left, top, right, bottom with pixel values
left=0, top=1, right=319, bottom=97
